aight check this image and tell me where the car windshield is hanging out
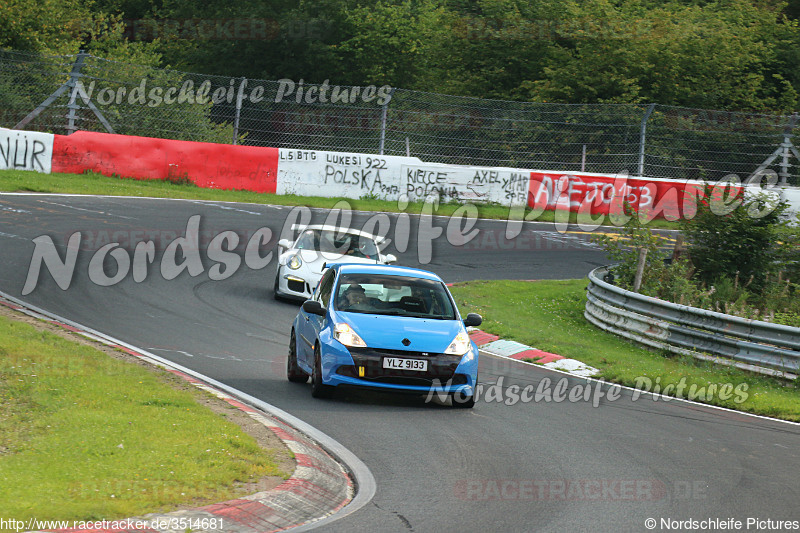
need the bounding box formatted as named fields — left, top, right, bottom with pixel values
left=335, top=274, right=456, bottom=320
left=294, top=229, right=379, bottom=259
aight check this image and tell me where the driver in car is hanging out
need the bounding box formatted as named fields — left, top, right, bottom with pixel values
left=341, top=284, right=368, bottom=310
left=344, top=237, right=373, bottom=259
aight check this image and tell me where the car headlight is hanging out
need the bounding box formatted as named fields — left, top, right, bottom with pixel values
left=287, top=254, right=302, bottom=270
left=334, top=323, right=367, bottom=348
left=444, top=331, right=471, bottom=356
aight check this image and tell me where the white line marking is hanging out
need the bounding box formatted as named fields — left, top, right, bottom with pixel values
left=189, top=200, right=264, bottom=216
left=478, top=349, right=800, bottom=427
left=36, top=199, right=135, bottom=219
left=0, top=231, right=26, bottom=241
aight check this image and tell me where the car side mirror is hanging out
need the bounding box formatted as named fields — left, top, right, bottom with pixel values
left=463, top=313, right=482, bottom=327
left=302, top=300, right=327, bottom=317
left=278, top=239, right=291, bottom=250
left=384, top=253, right=398, bottom=264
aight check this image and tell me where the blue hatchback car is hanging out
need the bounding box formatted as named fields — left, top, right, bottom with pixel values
left=288, top=263, right=482, bottom=407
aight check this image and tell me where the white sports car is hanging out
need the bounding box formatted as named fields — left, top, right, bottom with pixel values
left=274, top=225, right=398, bottom=301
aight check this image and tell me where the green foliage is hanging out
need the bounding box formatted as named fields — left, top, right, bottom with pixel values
left=0, top=0, right=242, bottom=144
left=522, top=0, right=799, bottom=111
left=78, top=58, right=238, bottom=143
left=8, top=0, right=792, bottom=112
left=774, top=213, right=800, bottom=282
left=0, top=0, right=162, bottom=60
left=774, top=310, right=800, bottom=328
left=332, top=0, right=449, bottom=87
left=681, top=187, right=791, bottom=291
left=0, top=0, right=100, bottom=55
left=593, top=192, right=800, bottom=327
left=592, top=218, right=705, bottom=306
left=591, top=205, right=671, bottom=290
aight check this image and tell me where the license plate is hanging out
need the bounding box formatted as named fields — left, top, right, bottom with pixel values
left=383, top=357, right=428, bottom=371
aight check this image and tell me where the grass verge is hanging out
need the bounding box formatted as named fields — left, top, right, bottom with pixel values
left=449, top=279, right=800, bottom=422
left=0, top=168, right=678, bottom=229
left=0, top=305, right=293, bottom=522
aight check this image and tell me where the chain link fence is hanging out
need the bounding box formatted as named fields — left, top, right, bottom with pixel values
left=2, top=49, right=798, bottom=186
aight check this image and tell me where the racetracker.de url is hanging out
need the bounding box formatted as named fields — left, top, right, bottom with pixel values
left=0, top=517, right=224, bottom=532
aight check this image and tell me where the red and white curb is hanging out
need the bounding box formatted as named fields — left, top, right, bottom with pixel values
left=0, top=296, right=354, bottom=533
left=468, top=329, right=600, bottom=378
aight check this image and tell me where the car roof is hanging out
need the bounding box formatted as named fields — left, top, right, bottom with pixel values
left=329, top=263, right=444, bottom=282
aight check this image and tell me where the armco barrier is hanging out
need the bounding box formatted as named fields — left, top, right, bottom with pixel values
left=52, top=131, right=279, bottom=193
left=585, top=266, right=800, bottom=378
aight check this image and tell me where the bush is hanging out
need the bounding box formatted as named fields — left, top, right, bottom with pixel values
left=774, top=213, right=800, bottom=283
left=593, top=193, right=800, bottom=328
left=681, top=187, right=791, bottom=292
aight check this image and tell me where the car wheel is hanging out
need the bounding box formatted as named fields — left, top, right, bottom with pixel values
left=311, top=345, right=334, bottom=399
left=452, top=388, right=475, bottom=409
left=287, top=329, right=308, bottom=383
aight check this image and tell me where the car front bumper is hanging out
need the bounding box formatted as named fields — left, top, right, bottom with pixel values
left=275, top=266, right=323, bottom=300
left=319, top=340, right=478, bottom=396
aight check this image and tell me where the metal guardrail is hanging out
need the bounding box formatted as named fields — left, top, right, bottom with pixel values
left=585, top=266, right=800, bottom=378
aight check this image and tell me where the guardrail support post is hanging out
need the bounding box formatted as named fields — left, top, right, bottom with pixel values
left=634, top=248, right=648, bottom=292
left=671, top=234, right=685, bottom=263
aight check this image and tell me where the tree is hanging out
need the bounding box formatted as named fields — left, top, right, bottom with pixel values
left=524, top=0, right=799, bottom=112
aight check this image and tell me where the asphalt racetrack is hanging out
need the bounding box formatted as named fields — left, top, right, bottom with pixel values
left=1, top=194, right=798, bottom=533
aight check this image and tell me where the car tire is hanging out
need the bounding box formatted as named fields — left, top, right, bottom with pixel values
left=311, top=345, right=334, bottom=399
left=452, top=388, right=475, bottom=409
left=287, top=329, right=308, bottom=383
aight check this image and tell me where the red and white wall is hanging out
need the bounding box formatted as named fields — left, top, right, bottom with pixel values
left=1, top=128, right=278, bottom=194
left=527, top=171, right=712, bottom=221
left=2, top=127, right=797, bottom=219
left=276, top=148, right=530, bottom=205
left=0, top=128, right=54, bottom=174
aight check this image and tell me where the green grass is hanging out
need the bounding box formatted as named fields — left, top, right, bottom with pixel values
left=0, top=168, right=679, bottom=229
left=449, top=279, right=800, bottom=422
left=0, top=314, right=289, bottom=521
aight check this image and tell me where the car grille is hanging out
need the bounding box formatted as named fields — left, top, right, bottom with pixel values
left=370, top=347, right=444, bottom=358
left=339, top=347, right=467, bottom=386
left=287, top=278, right=307, bottom=293
left=336, top=366, right=468, bottom=387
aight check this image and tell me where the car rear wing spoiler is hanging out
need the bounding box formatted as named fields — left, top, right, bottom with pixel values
left=290, top=224, right=387, bottom=244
